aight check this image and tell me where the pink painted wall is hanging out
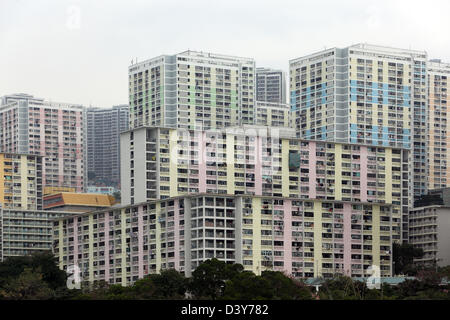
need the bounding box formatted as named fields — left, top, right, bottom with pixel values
left=57, top=110, right=65, bottom=187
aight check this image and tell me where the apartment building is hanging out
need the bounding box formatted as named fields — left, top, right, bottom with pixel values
left=128, top=50, right=255, bottom=130
left=256, top=67, right=286, bottom=103
left=0, top=94, right=85, bottom=192
left=0, top=207, right=74, bottom=261
left=120, top=125, right=408, bottom=242
left=0, top=153, right=43, bottom=210
left=254, top=101, right=291, bottom=128
left=289, top=44, right=428, bottom=205
left=86, top=105, right=129, bottom=189
left=409, top=205, right=450, bottom=267
left=52, top=194, right=392, bottom=286
left=427, top=60, right=450, bottom=190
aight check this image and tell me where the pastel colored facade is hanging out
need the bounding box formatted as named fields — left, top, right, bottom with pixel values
left=254, top=101, right=291, bottom=128
left=121, top=125, right=408, bottom=243
left=43, top=192, right=116, bottom=213
left=0, top=208, right=74, bottom=262
left=52, top=194, right=392, bottom=286
left=427, top=60, right=450, bottom=189
left=43, top=186, right=76, bottom=195
left=0, top=94, right=85, bottom=192
left=0, top=153, right=43, bottom=210
left=128, top=51, right=255, bottom=130
left=86, top=105, right=129, bottom=189
left=290, top=44, right=429, bottom=240
left=256, top=67, right=287, bottom=104
left=409, top=205, right=450, bottom=267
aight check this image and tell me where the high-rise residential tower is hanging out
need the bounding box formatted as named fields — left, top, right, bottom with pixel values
left=128, top=50, right=255, bottom=130
left=86, top=105, right=129, bottom=188
left=0, top=153, right=43, bottom=210
left=120, top=125, right=408, bottom=243
left=0, top=94, right=85, bottom=192
left=256, top=67, right=286, bottom=103
left=254, top=101, right=291, bottom=128
left=427, top=60, right=450, bottom=190
left=290, top=44, right=430, bottom=240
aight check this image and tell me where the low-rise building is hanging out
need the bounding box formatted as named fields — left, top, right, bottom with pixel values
left=0, top=207, right=74, bottom=261
left=43, top=192, right=116, bottom=213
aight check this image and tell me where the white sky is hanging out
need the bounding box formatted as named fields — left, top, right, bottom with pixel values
left=1, top=0, right=450, bottom=107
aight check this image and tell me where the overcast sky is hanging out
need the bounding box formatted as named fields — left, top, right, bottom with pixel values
left=1, top=0, right=450, bottom=107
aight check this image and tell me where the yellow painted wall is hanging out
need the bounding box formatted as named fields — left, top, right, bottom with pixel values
left=282, top=140, right=290, bottom=197
left=226, top=135, right=235, bottom=194
left=313, top=200, right=322, bottom=277
left=372, top=206, right=381, bottom=268
left=252, top=198, right=262, bottom=275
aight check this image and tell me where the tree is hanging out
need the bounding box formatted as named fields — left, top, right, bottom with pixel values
left=0, top=268, right=54, bottom=300
left=189, top=259, right=244, bottom=299
left=29, top=251, right=67, bottom=289
left=0, top=251, right=67, bottom=290
left=0, top=256, right=31, bottom=287
left=438, top=265, right=450, bottom=279
left=223, top=271, right=273, bottom=300
left=416, top=269, right=442, bottom=287
left=137, top=269, right=187, bottom=299
left=393, top=243, right=424, bottom=275
left=319, top=276, right=364, bottom=300
left=261, top=271, right=312, bottom=300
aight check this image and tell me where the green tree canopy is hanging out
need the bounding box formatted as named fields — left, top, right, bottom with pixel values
left=0, top=251, right=66, bottom=290
left=189, top=258, right=244, bottom=299
left=0, top=268, right=54, bottom=300
left=393, top=243, right=424, bottom=275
